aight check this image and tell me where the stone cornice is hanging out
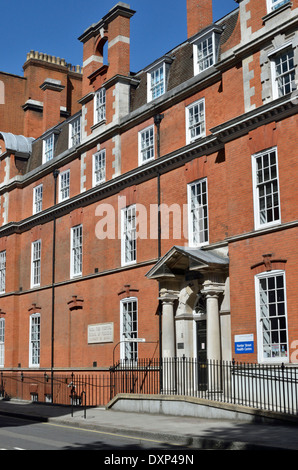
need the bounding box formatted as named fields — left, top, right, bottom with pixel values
left=0, top=134, right=221, bottom=236
left=0, top=93, right=296, bottom=233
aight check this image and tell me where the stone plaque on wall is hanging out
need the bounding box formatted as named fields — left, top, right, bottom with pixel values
left=88, top=322, right=114, bottom=344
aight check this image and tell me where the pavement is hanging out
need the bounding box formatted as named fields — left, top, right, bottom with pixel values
left=0, top=398, right=298, bottom=451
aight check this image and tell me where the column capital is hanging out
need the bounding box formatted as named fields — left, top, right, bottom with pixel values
left=158, top=294, right=178, bottom=305
left=201, top=280, right=225, bottom=298
left=159, top=288, right=178, bottom=304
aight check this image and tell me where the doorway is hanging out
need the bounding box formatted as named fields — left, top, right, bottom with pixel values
left=194, top=295, right=208, bottom=390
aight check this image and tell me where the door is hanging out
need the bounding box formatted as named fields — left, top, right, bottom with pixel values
left=196, top=319, right=207, bottom=390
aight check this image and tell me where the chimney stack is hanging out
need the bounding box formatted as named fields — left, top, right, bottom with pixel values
left=40, top=78, right=65, bottom=133
left=187, top=0, right=213, bottom=38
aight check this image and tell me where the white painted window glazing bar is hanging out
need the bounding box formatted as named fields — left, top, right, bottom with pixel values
left=44, top=134, right=54, bottom=162
left=0, top=318, right=5, bottom=367
left=93, top=150, right=106, bottom=185
left=253, top=148, right=280, bottom=228
left=95, top=88, right=106, bottom=123
left=70, top=116, right=81, bottom=147
left=274, top=48, right=295, bottom=97
left=71, top=225, right=82, bottom=277
left=187, top=99, right=205, bottom=143
left=29, top=314, right=40, bottom=367
left=139, top=126, right=154, bottom=164
left=31, top=241, right=41, bottom=287
left=150, top=66, right=165, bottom=100
left=256, top=271, right=288, bottom=363
left=197, top=35, right=214, bottom=72
left=60, top=170, right=70, bottom=201
left=121, top=298, right=138, bottom=362
left=122, top=205, right=136, bottom=265
left=188, top=179, right=209, bottom=246
left=0, top=250, right=6, bottom=293
left=33, top=185, right=43, bottom=214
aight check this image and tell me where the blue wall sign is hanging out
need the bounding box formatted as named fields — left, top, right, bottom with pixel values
left=234, top=334, right=254, bottom=354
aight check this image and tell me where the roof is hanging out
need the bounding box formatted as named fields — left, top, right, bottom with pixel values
left=146, top=245, right=229, bottom=280
left=0, top=132, right=35, bottom=157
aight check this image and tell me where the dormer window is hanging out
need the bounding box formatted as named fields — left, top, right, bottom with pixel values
left=69, top=115, right=81, bottom=148
left=42, top=129, right=60, bottom=164
left=197, top=34, right=214, bottom=72
left=94, top=87, right=106, bottom=124
left=43, top=133, right=55, bottom=163
left=149, top=65, right=165, bottom=100
left=146, top=57, right=173, bottom=102
left=190, top=27, right=222, bottom=76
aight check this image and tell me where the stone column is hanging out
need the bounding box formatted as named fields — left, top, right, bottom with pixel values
left=201, top=280, right=224, bottom=363
left=201, top=280, right=224, bottom=392
left=159, top=291, right=177, bottom=393
left=160, top=295, right=177, bottom=359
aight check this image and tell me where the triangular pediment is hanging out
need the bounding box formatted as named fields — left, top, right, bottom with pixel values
left=146, top=246, right=229, bottom=280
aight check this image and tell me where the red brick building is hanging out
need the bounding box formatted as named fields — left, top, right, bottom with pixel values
left=0, top=0, right=297, bottom=388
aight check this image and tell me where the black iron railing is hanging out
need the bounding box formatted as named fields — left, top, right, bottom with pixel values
left=1, top=359, right=298, bottom=415
left=110, top=358, right=298, bottom=415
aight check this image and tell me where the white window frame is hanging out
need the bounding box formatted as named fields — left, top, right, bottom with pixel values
left=33, top=184, right=43, bottom=214
left=31, top=240, right=41, bottom=288
left=147, top=63, right=166, bottom=102
left=70, top=225, right=82, bottom=278
left=42, top=134, right=55, bottom=163
left=252, top=147, right=281, bottom=230
left=138, top=125, right=155, bottom=165
left=188, top=178, right=209, bottom=247
left=69, top=115, right=81, bottom=148
left=193, top=32, right=216, bottom=75
left=92, top=150, right=106, bottom=186
left=59, top=169, right=70, bottom=202
left=29, top=313, right=40, bottom=368
left=255, top=270, right=288, bottom=364
left=120, top=298, right=138, bottom=363
left=267, top=0, right=290, bottom=12
left=94, top=88, right=106, bottom=125
left=121, top=205, right=136, bottom=266
left=186, top=99, right=206, bottom=144
left=270, top=45, right=295, bottom=99
left=0, top=250, right=6, bottom=294
left=0, top=318, right=5, bottom=367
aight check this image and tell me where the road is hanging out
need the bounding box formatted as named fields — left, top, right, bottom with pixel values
left=0, top=414, right=195, bottom=452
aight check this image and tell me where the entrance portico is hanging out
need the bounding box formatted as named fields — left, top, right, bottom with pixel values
left=146, top=246, right=231, bottom=363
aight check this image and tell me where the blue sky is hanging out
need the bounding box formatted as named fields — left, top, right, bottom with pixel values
left=0, top=0, right=238, bottom=76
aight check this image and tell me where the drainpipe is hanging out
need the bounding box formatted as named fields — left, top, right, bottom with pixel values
left=154, top=113, right=164, bottom=392
left=51, top=168, right=59, bottom=402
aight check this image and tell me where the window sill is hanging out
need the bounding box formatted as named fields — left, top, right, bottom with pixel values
left=91, top=119, right=106, bottom=132
left=262, top=2, right=292, bottom=23
left=139, top=157, right=155, bottom=166
left=254, top=220, right=281, bottom=231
